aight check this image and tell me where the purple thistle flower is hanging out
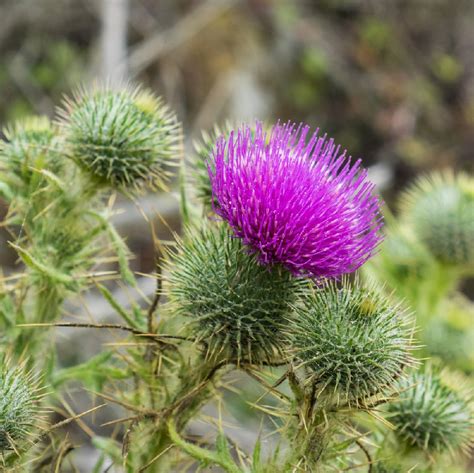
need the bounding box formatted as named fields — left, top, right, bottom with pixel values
left=208, top=122, right=383, bottom=279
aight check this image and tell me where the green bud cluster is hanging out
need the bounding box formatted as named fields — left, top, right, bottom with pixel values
left=400, top=172, right=474, bottom=266
left=166, top=224, right=303, bottom=363
left=387, top=366, right=473, bottom=455
left=0, top=362, right=43, bottom=451
left=289, top=279, right=413, bottom=405
left=60, top=86, right=180, bottom=192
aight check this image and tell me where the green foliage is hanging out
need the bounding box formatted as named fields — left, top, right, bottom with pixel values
left=0, top=360, right=44, bottom=451
left=400, top=172, right=474, bottom=267
left=372, top=462, right=402, bottom=473
left=289, top=279, right=413, bottom=405
left=167, top=223, right=303, bottom=363
left=60, top=86, right=180, bottom=192
left=387, top=366, right=473, bottom=455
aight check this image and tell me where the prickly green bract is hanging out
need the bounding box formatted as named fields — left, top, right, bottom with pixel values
left=289, top=279, right=412, bottom=404
left=60, top=86, right=180, bottom=192
left=167, top=224, right=303, bottom=363
left=387, top=366, right=473, bottom=455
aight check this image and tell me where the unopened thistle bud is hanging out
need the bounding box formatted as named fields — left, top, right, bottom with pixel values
left=400, top=172, right=474, bottom=266
left=0, top=116, right=60, bottom=197
left=60, top=86, right=180, bottom=192
left=0, top=362, right=44, bottom=451
left=387, top=366, right=473, bottom=455
left=289, top=279, right=413, bottom=405
left=166, top=224, right=303, bottom=363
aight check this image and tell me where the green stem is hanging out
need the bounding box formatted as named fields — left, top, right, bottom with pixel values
left=167, top=419, right=242, bottom=473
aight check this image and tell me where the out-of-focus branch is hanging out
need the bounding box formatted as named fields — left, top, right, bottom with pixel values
left=101, top=0, right=129, bottom=83
left=128, top=0, right=237, bottom=76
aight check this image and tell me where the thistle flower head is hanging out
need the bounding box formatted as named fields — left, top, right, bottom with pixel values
left=166, top=224, right=303, bottom=363
left=387, top=366, right=473, bottom=455
left=400, top=172, right=474, bottom=266
left=0, top=361, right=44, bottom=451
left=208, top=122, right=382, bottom=279
left=60, top=85, right=180, bottom=192
left=289, top=279, right=413, bottom=405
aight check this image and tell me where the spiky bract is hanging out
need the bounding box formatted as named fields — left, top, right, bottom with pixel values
left=60, top=86, right=180, bottom=192
left=289, top=279, right=412, bottom=404
left=208, top=122, right=382, bottom=279
left=0, top=116, right=60, bottom=198
left=400, top=172, right=474, bottom=266
left=387, top=367, right=473, bottom=455
left=166, top=224, right=303, bottom=363
left=0, top=362, right=44, bottom=450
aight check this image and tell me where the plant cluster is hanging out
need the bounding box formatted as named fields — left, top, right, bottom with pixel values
left=0, top=86, right=472, bottom=472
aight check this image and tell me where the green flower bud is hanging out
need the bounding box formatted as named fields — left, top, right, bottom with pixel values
left=0, top=362, right=44, bottom=451
left=400, top=172, right=474, bottom=266
left=60, top=86, right=180, bottom=192
left=289, top=279, right=413, bottom=405
left=0, top=116, right=60, bottom=198
left=166, top=224, right=302, bottom=363
left=387, top=366, right=473, bottom=455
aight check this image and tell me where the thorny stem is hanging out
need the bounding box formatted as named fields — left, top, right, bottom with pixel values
left=355, top=440, right=373, bottom=473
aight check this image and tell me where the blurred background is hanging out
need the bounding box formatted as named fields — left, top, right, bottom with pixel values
left=0, top=0, right=473, bottom=470
left=1, top=0, right=473, bottom=274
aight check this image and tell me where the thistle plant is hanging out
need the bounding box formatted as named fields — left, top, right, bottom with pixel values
left=0, top=85, right=472, bottom=472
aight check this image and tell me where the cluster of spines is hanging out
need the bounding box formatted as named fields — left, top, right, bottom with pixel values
left=289, top=279, right=413, bottom=405
left=166, top=223, right=304, bottom=364
left=0, top=360, right=45, bottom=451
left=59, top=85, right=181, bottom=192
left=387, top=365, right=473, bottom=456
left=399, top=171, right=474, bottom=266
